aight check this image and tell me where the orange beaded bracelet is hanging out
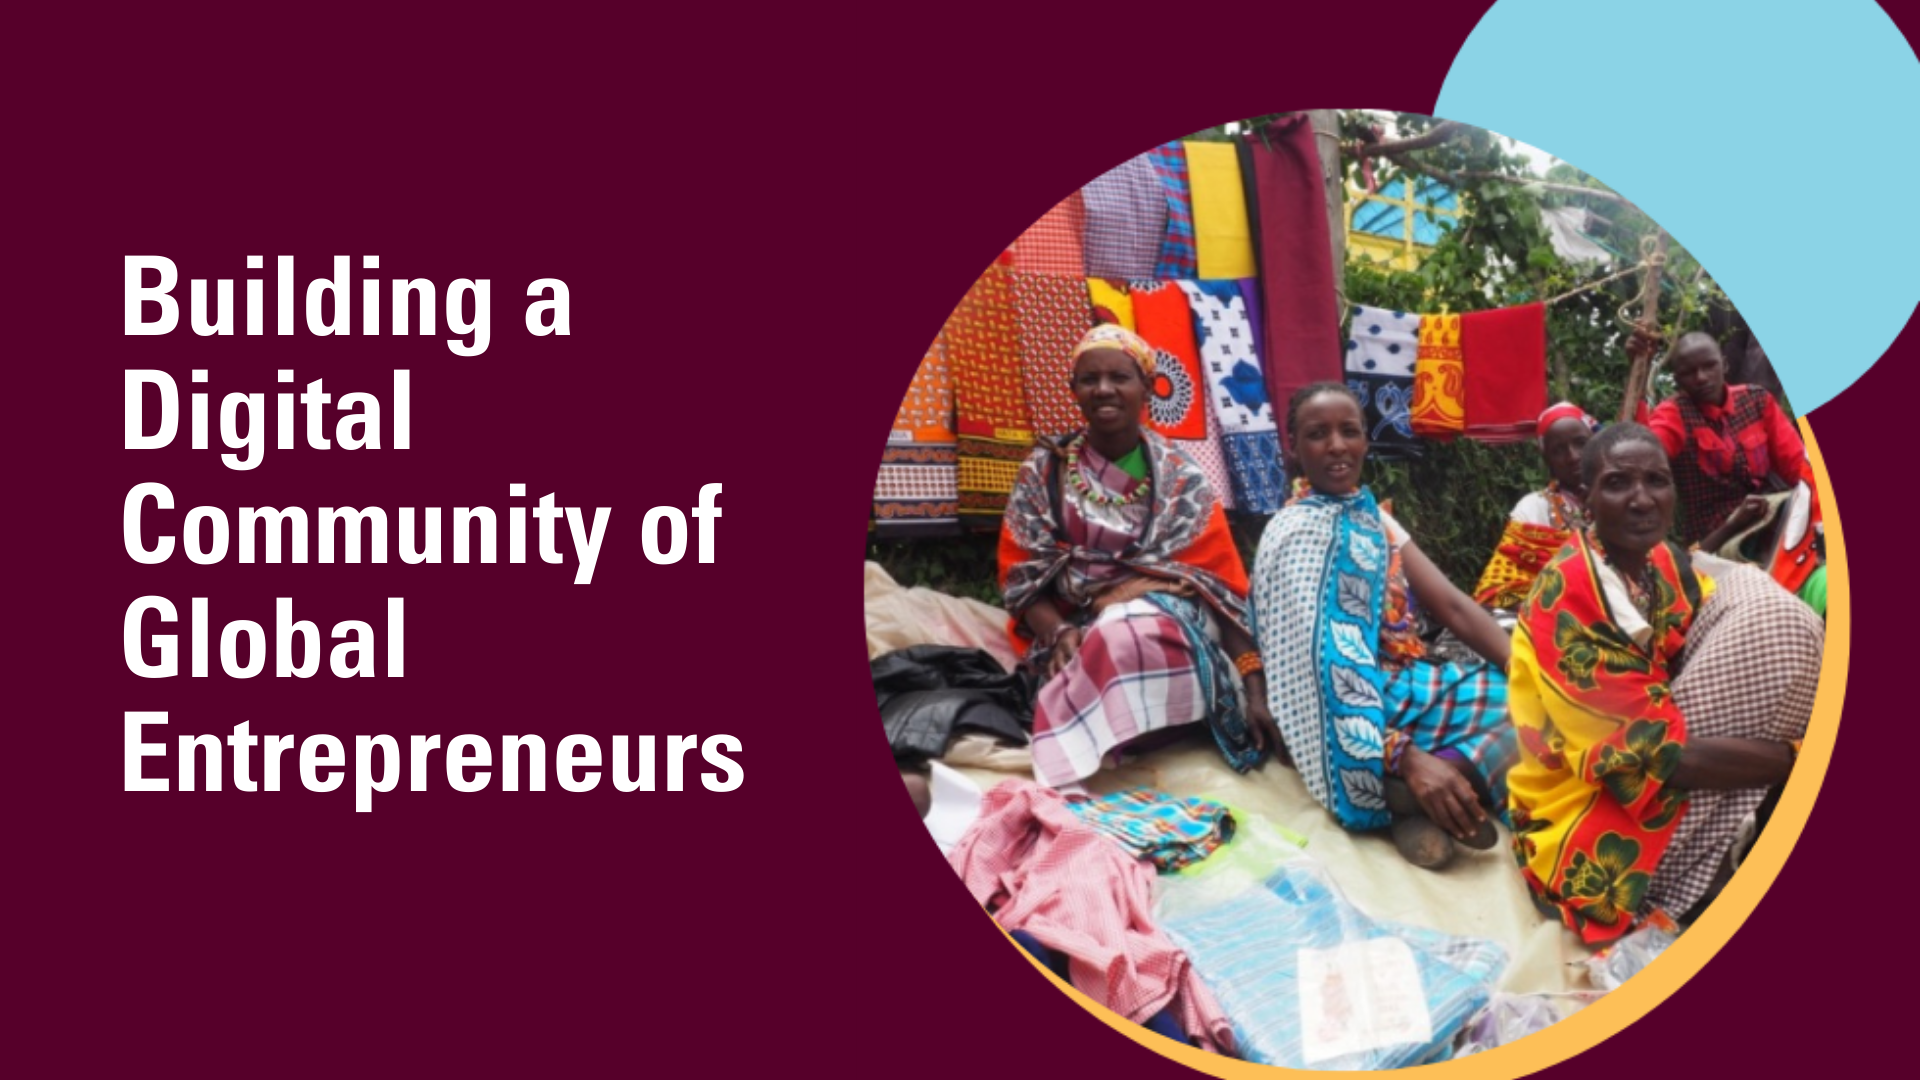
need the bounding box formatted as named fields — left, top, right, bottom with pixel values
left=1233, top=651, right=1264, bottom=677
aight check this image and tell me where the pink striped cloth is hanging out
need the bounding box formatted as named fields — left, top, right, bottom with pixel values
left=948, top=780, right=1236, bottom=1054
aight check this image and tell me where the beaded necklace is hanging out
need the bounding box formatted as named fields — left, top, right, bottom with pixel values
left=1063, top=435, right=1151, bottom=508
left=1590, top=532, right=1657, bottom=619
left=1545, top=482, right=1591, bottom=531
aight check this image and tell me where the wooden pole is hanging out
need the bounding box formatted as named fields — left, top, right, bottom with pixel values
left=1617, top=229, right=1670, bottom=423
left=1308, top=110, right=1347, bottom=315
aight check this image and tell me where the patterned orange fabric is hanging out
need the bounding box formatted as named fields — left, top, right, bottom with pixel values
left=875, top=335, right=960, bottom=536
left=1129, top=282, right=1209, bottom=442
left=1412, top=313, right=1465, bottom=439
left=1012, top=271, right=1096, bottom=439
left=947, top=264, right=1032, bottom=525
left=891, top=335, right=955, bottom=440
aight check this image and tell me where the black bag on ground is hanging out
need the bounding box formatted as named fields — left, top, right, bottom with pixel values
left=873, top=645, right=1034, bottom=764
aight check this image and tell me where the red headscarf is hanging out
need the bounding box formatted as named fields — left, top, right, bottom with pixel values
left=1536, top=401, right=1598, bottom=444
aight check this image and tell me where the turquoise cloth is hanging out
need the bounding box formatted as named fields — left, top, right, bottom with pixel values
left=1064, top=789, right=1234, bottom=874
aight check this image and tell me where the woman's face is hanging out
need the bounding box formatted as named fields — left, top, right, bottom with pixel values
left=1669, top=344, right=1727, bottom=406
left=1293, top=391, right=1368, bottom=495
left=1588, top=440, right=1676, bottom=560
left=1541, top=418, right=1592, bottom=492
left=1071, top=348, right=1147, bottom=437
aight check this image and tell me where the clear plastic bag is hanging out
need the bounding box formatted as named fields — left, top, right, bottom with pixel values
left=1455, top=992, right=1602, bottom=1056
left=1155, top=820, right=1507, bottom=1069
left=1584, top=912, right=1679, bottom=992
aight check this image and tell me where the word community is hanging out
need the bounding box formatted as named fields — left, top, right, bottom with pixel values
left=123, top=482, right=726, bottom=582
left=126, top=715, right=745, bottom=812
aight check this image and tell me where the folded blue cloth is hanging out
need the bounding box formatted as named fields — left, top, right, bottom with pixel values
left=1162, top=862, right=1505, bottom=1068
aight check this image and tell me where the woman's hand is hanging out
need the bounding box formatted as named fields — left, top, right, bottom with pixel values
left=1697, top=496, right=1772, bottom=555
left=1046, top=626, right=1083, bottom=678
left=1242, top=680, right=1290, bottom=766
left=1401, top=747, right=1486, bottom=841
left=1726, top=495, right=1771, bottom=532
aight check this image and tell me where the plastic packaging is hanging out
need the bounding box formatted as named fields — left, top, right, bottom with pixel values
left=1455, top=992, right=1602, bottom=1056
left=1155, top=820, right=1507, bottom=1069
left=1583, top=911, right=1680, bottom=992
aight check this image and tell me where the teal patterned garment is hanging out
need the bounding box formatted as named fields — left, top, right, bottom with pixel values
left=1251, top=487, right=1516, bottom=831
left=1252, top=488, right=1398, bottom=829
left=1064, top=789, right=1235, bottom=874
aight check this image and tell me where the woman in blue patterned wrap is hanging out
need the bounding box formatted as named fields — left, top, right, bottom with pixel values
left=1250, top=382, right=1518, bottom=870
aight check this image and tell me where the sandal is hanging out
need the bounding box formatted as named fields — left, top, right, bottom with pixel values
left=1458, top=817, right=1500, bottom=851
left=1390, top=814, right=1455, bottom=870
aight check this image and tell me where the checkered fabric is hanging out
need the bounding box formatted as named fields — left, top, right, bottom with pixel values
left=1147, top=142, right=1197, bottom=279
left=1649, top=558, right=1823, bottom=917
left=1082, top=155, right=1166, bottom=280
left=1012, top=190, right=1087, bottom=277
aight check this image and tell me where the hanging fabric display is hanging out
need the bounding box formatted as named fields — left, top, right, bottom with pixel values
left=1131, top=281, right=1233, bottom=506
left=1245, top=116, right=1342, bottom=444
left=1011, top=269, right=1096, bottom=438
left=874, top=335, right=960, bottom=538
left=1183, top=140, right=1257, bottom=281
left=1344, top=305, right=1422, bottom=459
left=947, top=264, right=1033, bottom=528
left=1235, top=141, right=1266, bottom=291
left=1179, top=280, right=1286, bottom=513
left=1412, top=312, right=1466, bottom=439
left=1082, top=155, right=1167, bottom=280
left=1461, top=302, right=1547, bottom=443
left=1129, top=282, right=1210, bottom=443
left=1011, top=190, right=1087, bottom=277
left=1147, top=142, right=1198, bottom=280
left=1086, top=277, right=1136, bottom=330
left=888, top=118, right=1573, bottom=540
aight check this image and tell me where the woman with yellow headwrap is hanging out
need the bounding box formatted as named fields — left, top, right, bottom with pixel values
left=1000, top=325, right=1279, bottom=789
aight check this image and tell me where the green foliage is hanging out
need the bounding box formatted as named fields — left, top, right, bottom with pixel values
left=1335, top=111, right=1748, bottom=584
left=866, top=533, right=1004, bottom=604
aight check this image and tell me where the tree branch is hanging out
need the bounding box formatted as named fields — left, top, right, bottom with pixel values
left=1351, top=120, right=1465, bottom=158
left=1389, top=154, right=1636, bottom=208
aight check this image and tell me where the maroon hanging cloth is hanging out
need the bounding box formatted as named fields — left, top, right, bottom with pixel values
left=1461, top=302, right=1548, bottom=443
left=1246, top=116, right=1342, bottom=444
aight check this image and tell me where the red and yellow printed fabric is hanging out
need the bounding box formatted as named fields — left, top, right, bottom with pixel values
left=1506, top=533, right=1713, bottom=944
left=1012, top=270, right=1095, bottom=439
left=1411, top=312, right=1466, bottom=439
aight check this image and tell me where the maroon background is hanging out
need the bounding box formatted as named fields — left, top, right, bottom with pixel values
left=10, top=4, right=1898, bottom=1074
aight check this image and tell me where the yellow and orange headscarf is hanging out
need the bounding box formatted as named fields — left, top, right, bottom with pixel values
left=1070, top=324, right=1157, bottom=378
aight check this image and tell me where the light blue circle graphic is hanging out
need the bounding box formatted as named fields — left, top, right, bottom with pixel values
left=1436, top=0, right=1920, bottom=413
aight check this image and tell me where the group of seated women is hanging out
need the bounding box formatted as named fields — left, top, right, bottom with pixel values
left=998, top=324, right=1825, bottom=945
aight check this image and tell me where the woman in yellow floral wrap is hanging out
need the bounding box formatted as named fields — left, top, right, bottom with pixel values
left=1507, top=423, right=1822, bottom=943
